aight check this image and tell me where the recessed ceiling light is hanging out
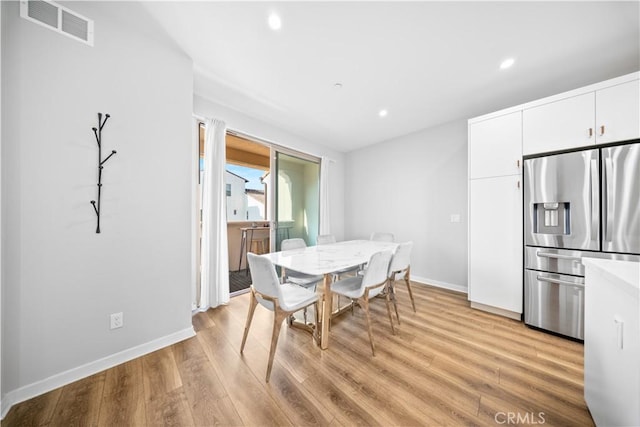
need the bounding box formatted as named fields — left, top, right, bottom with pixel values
left=500, top=58, right=515, bottom=70
left=268, top=13, right=282, bottom=31
left=334, top=83, right=343, bottom=89
left=378, top=109, right=388, bottom=118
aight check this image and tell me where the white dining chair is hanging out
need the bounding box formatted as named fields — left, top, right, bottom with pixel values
left=241, top=253, right=319, bottom=382
left=370, top=232, right=395, bottom=242
left=316, top=234, right=360, bottom=312
left=280, top=238, right=323, bottom=325
left=356, top=232, right=394, bottom=277
left=387, top=241, right=416, bottom=323
left=316, top=234, right=336, bottom=245
left=317, top=235, right=365, bottom=273
left=280, top=238, right=324, bottom=289
left=331, top=250, right=395, bottom=355
left=317, top=233, right=362, bottom=276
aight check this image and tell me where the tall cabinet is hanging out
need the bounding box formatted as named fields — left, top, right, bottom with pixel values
left=468, top=111, right=523, bottom=319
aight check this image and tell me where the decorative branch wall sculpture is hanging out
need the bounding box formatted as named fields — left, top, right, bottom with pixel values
left=90, top=112, right=117, bottom=233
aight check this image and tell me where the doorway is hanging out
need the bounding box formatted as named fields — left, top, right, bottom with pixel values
left=225, top=133, right=270, bottom=294
left=196, top=123, right=321, bottom=298
left=273, top=151, right=320, bottom=251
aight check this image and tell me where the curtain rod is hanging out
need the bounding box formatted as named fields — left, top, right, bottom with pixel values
left=192, top=113, right=207, bottom=123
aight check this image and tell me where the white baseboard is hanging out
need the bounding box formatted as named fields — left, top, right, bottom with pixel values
left=470, top=301, right=522, bottom=321
left=1, top=326, right=195, bottom=420
left=410, top=275, right=468, bottom=294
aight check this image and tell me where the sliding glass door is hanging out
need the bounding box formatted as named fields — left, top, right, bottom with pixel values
left=271, top=150, right=320, bottom=251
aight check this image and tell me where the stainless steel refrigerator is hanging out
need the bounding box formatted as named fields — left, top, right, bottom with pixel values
left=523, top=141, right=640, bottom=340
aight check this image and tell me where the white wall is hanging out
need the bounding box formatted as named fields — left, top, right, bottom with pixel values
left=1, top=1, right=194, bottom=415
left=246, top=192, right=265, bottom=220
left=194, top=95, right=345, bottom=241
left=344, top=120, right=468, bottom=292
left=225, top=171, right=247, bottom=221
left=0, top=0, right=3, bottom=410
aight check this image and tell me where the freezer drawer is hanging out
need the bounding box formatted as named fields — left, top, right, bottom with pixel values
left=525, top=246, right=640, bottom=276
left=524, top=270, right=585, bottom=340
left=525, top=246, right=586, bottom=276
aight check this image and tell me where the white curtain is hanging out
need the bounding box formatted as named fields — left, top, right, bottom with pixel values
left=319, top=156, right=331, bottom=235
left=200, top=118, right=230, bottom=310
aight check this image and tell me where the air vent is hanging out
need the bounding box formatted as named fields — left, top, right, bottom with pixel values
left=20, top=0, right=94, bottom=46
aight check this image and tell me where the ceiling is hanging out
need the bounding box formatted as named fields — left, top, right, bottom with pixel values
left=139, top=1, right=639, bottom=153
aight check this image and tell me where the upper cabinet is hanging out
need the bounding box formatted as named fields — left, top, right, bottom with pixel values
left=523, top=74, right=640, bottom=155
left=595, top=80, right=640, bottom=145
left=523, top=93, right=594, bottom=155
left=469, top=111, right=522, bottom=179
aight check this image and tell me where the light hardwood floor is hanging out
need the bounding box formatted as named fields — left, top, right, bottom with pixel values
left=2, top=284, right=593, bottom=426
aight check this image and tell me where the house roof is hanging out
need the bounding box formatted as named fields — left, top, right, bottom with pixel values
left=225, top=170, right=249, bottom=182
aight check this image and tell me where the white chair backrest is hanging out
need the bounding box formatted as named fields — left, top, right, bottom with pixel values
left=281, top=238, right=307, bottom=251
left=389, top=241, right=413, bottom=273
left=362, top=251, right=393, bottom=297
left=316, top=234, right=336, bottom=245
left=370, top=232, right=395, bottom=242
left=247, top=253, right=282, bottom=310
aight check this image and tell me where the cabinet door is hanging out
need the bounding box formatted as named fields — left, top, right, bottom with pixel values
left=595, top=80, right=640, bottom=145
left=469, top=111, right=522, bottom=179
left=584, top=262, right=640, bottom=426
left=523, top=92, right=595, bottom=155
left=469, top=175, right=523, bottom=314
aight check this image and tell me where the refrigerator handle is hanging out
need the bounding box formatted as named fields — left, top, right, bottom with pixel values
left=604, top=157, right=614, bottom=242
left=590, top=158, right=598, bottom=242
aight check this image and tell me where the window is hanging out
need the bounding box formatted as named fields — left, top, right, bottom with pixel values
left=226, top=183, right=231, bottom=197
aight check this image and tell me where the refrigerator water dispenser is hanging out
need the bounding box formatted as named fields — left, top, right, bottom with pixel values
left=533, top=202, right=570, bottom=235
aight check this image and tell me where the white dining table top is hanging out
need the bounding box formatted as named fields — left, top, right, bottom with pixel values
left=260, top=239, right=398, bottom=276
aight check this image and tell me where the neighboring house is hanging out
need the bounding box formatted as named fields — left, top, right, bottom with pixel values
left=225, top=170, right=248, bottom=221
left=246, top=188, right=265, bottom=220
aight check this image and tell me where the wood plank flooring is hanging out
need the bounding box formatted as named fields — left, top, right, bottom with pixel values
left=2, top=284, right=593, bottom=426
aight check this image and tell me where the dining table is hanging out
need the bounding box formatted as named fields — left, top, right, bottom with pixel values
left=260, top=239, right=398, bottom=349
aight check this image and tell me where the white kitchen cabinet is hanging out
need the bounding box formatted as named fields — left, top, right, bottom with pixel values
left=523, top=76, right=640, bottom=155
left=523, top=92, right=595, bottom=155
left=583, top=258, right=639, bottom=427
left=595, top=79, right=640, bottom=145
left=468, top=175, right=523, bottom=317
left=469, top=111, right=522, bottom=179
left=468, top=72, right=637, bottom=319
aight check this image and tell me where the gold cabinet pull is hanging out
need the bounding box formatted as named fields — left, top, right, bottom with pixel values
left=588, top=128, right=593, bottom=137
left=600, top=125, right=605, bottom=136
left=516, top=159, right=520, bottom=168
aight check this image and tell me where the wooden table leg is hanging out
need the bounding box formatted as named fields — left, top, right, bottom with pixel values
left=320, top=273, right=333, bottom=350
left=238, top=230, right=246, bottom=271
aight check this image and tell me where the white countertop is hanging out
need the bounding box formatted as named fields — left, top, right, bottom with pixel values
left=582, top=257, right=639, bottom=298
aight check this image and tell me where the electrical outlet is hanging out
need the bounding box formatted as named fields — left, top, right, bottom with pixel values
left=450, top=214, right=461, bottom=223
left=110, top=312, right=123, bottom=330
